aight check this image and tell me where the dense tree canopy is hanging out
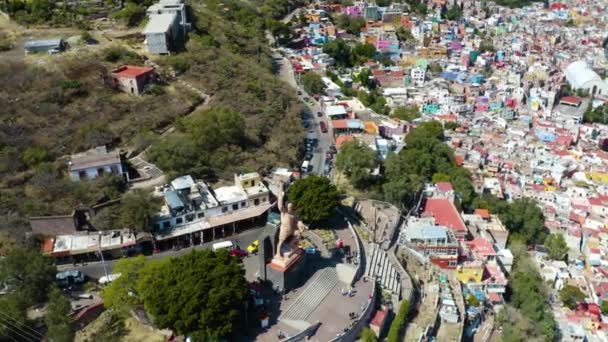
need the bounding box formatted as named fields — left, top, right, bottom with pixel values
left=117, top=190, right=162, bottom=232
left=334, top=14, right=366, bottom=34
left=499, top=242, right=556, bottom=341
left=545, top=233, right=568, bottom=261
left=0, top=247, right=55, bottom=305
left=560, top=285, right=586, bottom=310
left=137, top=250, right=248, bottom=339
left=387, top=300, right=409, bottom=342
left=583, top=104, right=608, bottom=125
left=45, top=286, right=75, bottom=342
left=335, top=140, right=377, bottom=189
left=302, top=72, right=326, bottom=95
left=104, top=251, right=248, bottom=340
left=288, top=175, right=339, bottom=223
left=391, top=106, right=420, bottom=122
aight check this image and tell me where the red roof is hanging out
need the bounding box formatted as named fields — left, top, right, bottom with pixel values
left=112, top=65, right=155, bottom=78
left=332, top=120, right=348, bottom=129
left=559, top=96, right=581, bottom=106
left=423, top=198, right=467, bottom=232
left=474, top=209, right=490, bottom=219
left=435, top=182, right=453, bottom=193
left=468, top=237, right=496, bottom=257
left=370, top=309, right=387, bottom=327
left=454, top=155, right=464, bottom=166
left=41, top=238, right=54, bottom=254
left=335, top=135, right=355, bottom=149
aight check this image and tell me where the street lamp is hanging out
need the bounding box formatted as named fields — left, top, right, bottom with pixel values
left=98, top=231, right=109, bottom=281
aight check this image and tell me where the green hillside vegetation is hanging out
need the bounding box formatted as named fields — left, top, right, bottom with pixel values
left=0, top=0, right=306, bottom=241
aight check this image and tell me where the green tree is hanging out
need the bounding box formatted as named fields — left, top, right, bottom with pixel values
left=323, top=39, right=352, bottom=67
left=21, top=146, right=49, bottom=168
left=102, top=255, right=148, bottom=312
left=183, top=107, right=246, bottom=151
left=0, top=247, right=55, bottom=305
left=467, top=294, right=480, bottom=307
left=445, top=4, right=462, bottom=20
left=352, top=43, right=376, bottom=65
left=396, top=27, right=414, bottom=42
left=391, top=106, right=420, bottom=122
left=0, top=294, right=27, bottom=339
left=387, top=300, right=409, bottom=342
left=136, top=250, right=248, bottom=340
left=118, top=190, right=161, bottom=232
left=505, top=242, right=556, bottom=340
left=287, top=175, right=339, bottom=223
left=334, top=14, right=366, bottom=34
left=302, top=72, right=326, bottom=94
left=479, top=38, right=495, bottom=53
left=335, top=140, right=377, bottom=189
left=45, top=285, right=74, bottom=342
left=359, top=326, right=378, bottom=342
left=499, top=198, right=546, bottom=245
left=559, top=285, right=586, bottom=310
left=544, top=233, right=568, bottom=261
left=601, top=301, right=608, bottom=315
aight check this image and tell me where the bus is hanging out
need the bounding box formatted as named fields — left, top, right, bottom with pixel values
left=212, top=241, right=234, bottom=251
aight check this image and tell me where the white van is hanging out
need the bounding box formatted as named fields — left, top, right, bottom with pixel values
left=212, top=241, right=234, bottom=251
left=301, top=160, right=310, bottom=172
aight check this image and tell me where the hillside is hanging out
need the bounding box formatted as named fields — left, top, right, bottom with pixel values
left=0, top=0, right=306, bottom=241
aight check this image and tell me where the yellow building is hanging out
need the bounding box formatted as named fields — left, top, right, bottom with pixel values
left=364, top=121, right=379, bottom=134
left=587, top=172, right=608, bottom=184
left=456, top=263, right=484, bottom=284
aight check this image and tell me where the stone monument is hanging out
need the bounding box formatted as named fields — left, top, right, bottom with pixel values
left=264, top=185, right=308, bottom=292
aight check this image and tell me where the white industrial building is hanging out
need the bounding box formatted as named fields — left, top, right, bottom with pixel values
left=564, top=60, right=608, bottom=96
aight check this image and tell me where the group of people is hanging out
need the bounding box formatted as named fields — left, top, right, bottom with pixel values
left=340, top=286, right=356, bottom=297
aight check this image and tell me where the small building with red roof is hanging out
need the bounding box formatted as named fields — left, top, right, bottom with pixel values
left=370, top=309, right=388, bottom=337
left=422, top=198, right=467, bottom=240
left=111, top=65, right=156, bottom=96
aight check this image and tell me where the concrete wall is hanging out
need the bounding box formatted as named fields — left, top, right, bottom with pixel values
left=146, top=32, right=170, bottom=54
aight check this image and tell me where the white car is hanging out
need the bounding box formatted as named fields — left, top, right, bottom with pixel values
left=98, top=273, right=122, bottom=285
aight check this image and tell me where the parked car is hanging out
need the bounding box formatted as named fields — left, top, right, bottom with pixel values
left=247, top=240, right=259, bottom=254
left=325, top=152, right=333, bottom=161
left=230, top=248, right=248, bottom=258
left=297, top=90, right=302, bottom=95
left=320, top=121, right=327, bottom=133
left=317, top=111, right=323, bottom=117
left=304, top=97, right=310, bottom=102
left=329, top=145, right=337, bottom=154
left=305, top=152, right=313, bottom=161
left=99, top=273, right=122, bottom=285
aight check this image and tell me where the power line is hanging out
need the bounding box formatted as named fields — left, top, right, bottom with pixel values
left=0, top=316, right=39, bottom=342
left=0, top=318, right=38, bottom=342
left=0, top=311, right=44, bottom=339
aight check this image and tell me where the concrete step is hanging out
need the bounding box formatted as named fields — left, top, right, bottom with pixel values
left=279, top=268, right=339, bottom=322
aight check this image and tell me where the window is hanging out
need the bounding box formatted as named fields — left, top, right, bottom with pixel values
left=222, top=206, right=228, bottom=213
left=78, top=171, right=87, bottom=180
left=110, top=165, right=119, bottom=174
left=254, top=199, right=260, bottom=206
left=241, top=201, right=247, bottom=208
left=176, top=217, right=183, bottom=224
left=197, top=212, right=205, bottom=218
left=186, top=214, right=195, bottom=222
left=232, top=204, right=239, bottom=210
left=262, top=197, right=267, bottom=202
left=97, top=168, right=105, bottom=176
left=163, top=221, right=171, bottom=229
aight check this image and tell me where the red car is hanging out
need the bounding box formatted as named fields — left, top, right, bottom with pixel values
left=320, top=121, right=328, bottom=133
left=229, top=249, right=248, bottom=258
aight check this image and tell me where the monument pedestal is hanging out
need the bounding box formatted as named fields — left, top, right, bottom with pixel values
left=266, top=248, right=306, bottom=293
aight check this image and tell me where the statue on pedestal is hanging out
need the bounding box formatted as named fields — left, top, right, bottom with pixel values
left=275, top=187, right=307, bottom=260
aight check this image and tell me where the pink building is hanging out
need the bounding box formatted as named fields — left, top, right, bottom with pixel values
left=342, top=5, right=362, bottom=17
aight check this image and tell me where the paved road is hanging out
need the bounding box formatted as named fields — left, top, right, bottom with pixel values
left=58, top=226, right=267, bottom=279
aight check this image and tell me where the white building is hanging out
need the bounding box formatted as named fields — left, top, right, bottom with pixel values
left=143, top=0, right=190, bottom=54
left=564, top=60, right=608, bottom=96
left=68, top=146, right=126, bottom=182
left=410, top=67, right=426, bottom=86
